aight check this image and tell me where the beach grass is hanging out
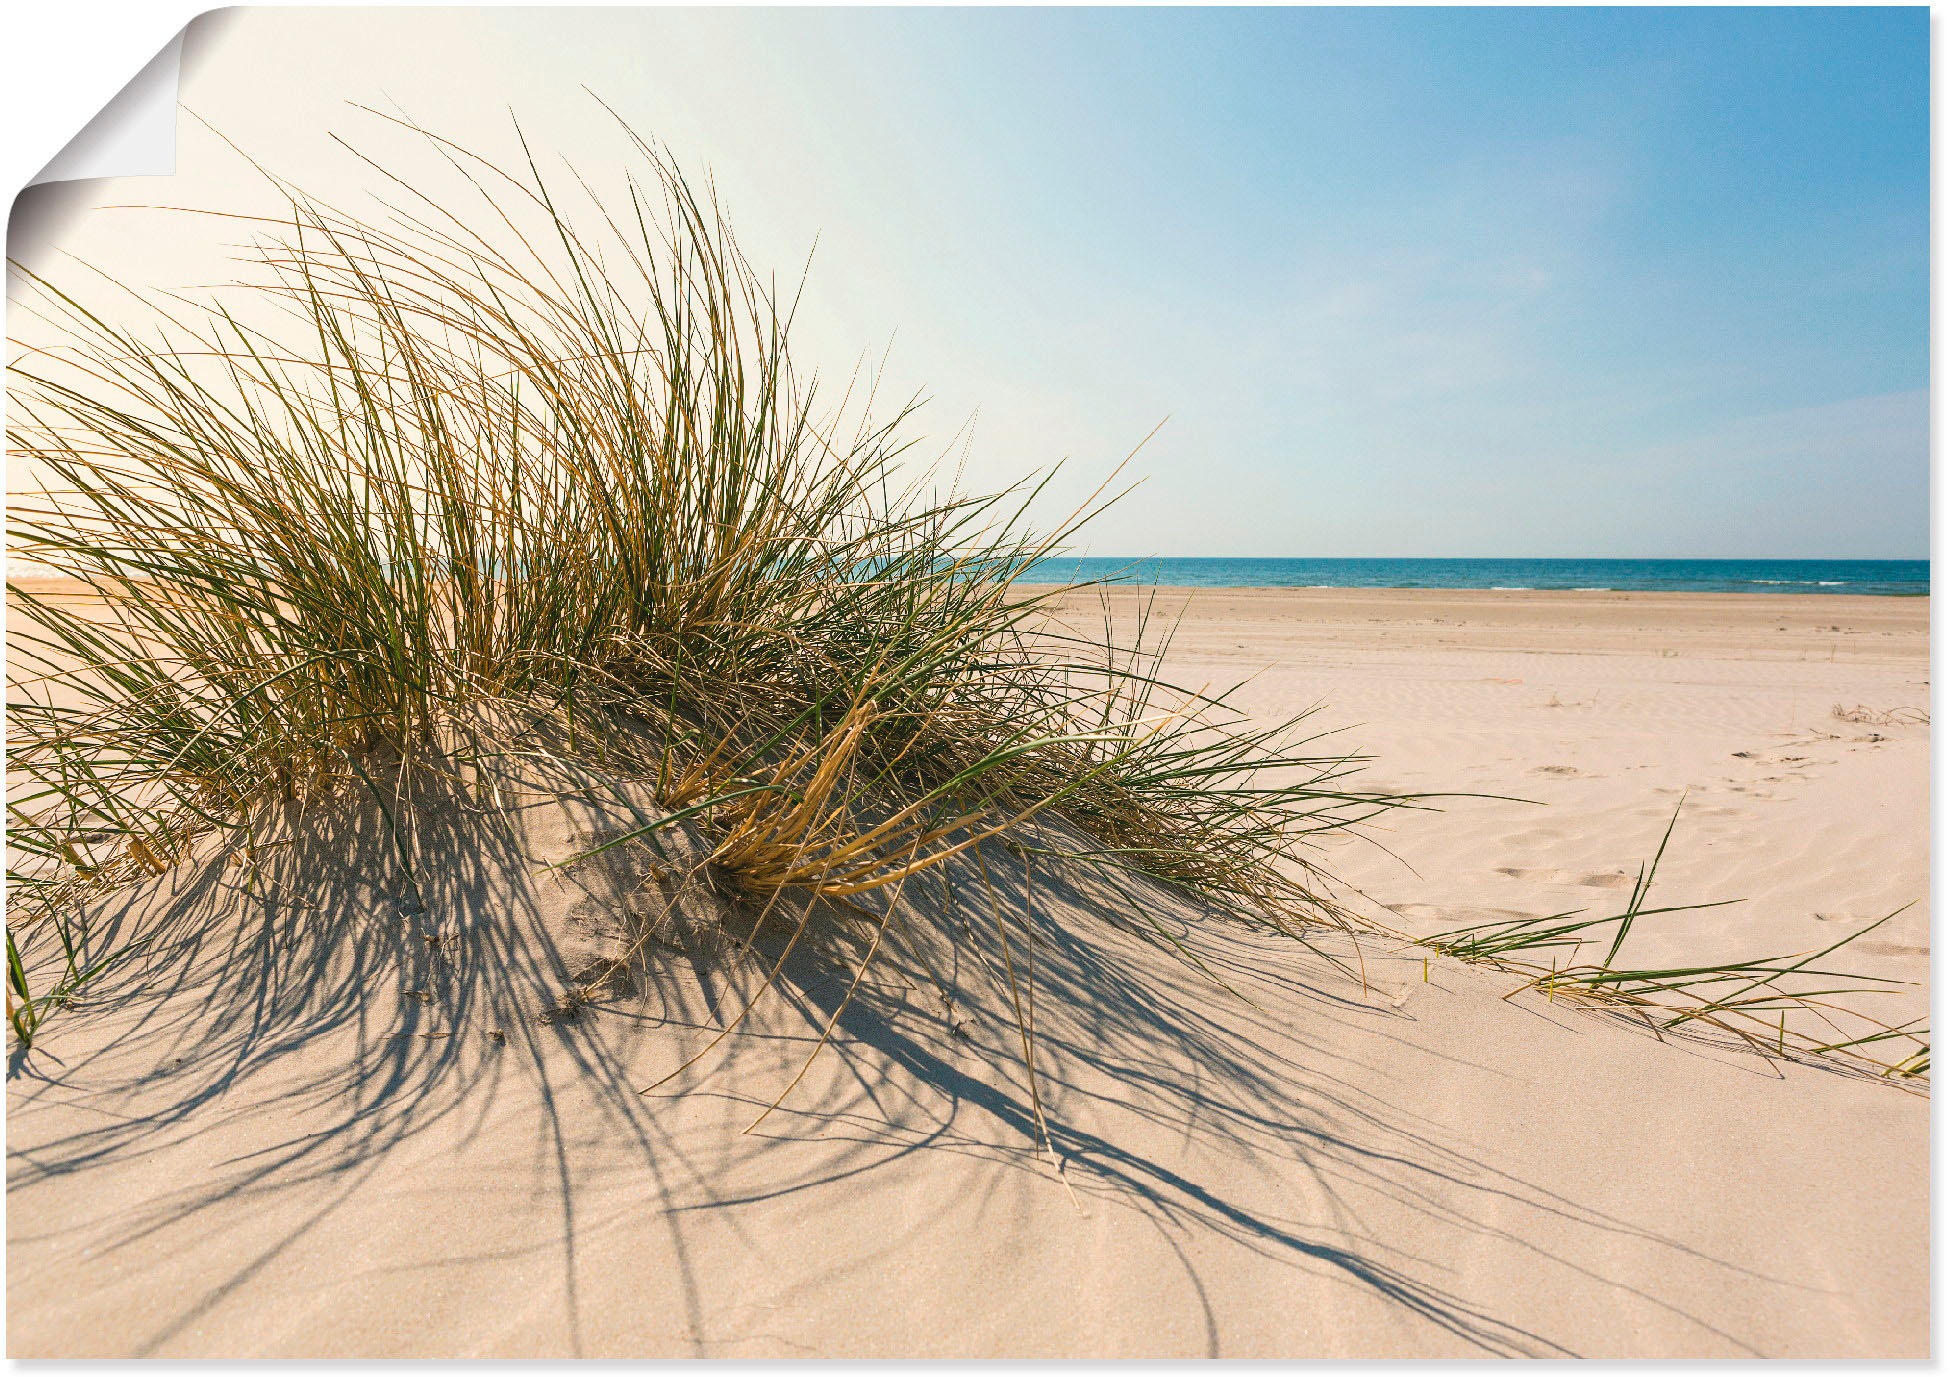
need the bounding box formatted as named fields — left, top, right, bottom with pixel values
left=5, top=114, right=1925, bottom=1090
left=5, top=114, right=1397, bottom=1073
left=5, top=905, right=142, bottom=1051
left=1419, top=802, right=1928, bottom=1078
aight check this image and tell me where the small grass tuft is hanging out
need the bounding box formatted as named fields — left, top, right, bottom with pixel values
left=1416, top=803, right=1928, bottom=1081
left=6, top=910, right=143, bottom=1051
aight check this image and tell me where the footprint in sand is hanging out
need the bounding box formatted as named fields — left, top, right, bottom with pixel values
left=1527, top=764, right=1587, bottom=777
left=1493, top=866, right=1634, bottom=889
left=1386, top=902, right=1542, bottom=925
left=1857, top=940, right=1930, bottom=958
left=1634, top=802, right=1740, bottom=821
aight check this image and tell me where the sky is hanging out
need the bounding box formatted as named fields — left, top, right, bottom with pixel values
left=14, top=6, right=1930, bottom=558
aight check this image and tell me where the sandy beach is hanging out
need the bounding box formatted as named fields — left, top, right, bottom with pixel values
left=1032, top=586, right=1931, bottom=1019
left=8, top=5, right=1925, bottom=1357
left=5, top=586, right=1928, bottom=1359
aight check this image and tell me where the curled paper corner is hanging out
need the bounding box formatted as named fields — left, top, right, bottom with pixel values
left=8, top=10, right=237, bottom=273
left=28, top=28, right=188, bottom=188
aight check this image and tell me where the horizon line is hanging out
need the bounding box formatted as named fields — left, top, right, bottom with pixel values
left=1034, top=554, right=1930, bottom=564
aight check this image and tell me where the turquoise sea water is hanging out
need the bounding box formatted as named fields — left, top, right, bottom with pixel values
left=1018, top=557, right=1929, bottom=596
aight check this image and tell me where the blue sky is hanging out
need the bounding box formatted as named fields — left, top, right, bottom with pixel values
left=72, top=6, right=1937, bottom=557
left=759, top=5, right=1927, bottom=558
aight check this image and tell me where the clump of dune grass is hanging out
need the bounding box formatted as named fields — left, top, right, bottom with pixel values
left=6, top=113, right=1925, bottom=1098
left=5, top=112, right=1397, bottom=1098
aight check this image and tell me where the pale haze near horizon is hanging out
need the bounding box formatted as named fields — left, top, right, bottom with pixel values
left=8, top=6, right=1928, bottom=561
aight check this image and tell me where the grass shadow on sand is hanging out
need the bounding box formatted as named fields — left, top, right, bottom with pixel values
left=8, top=767, right=1828, bottom=1358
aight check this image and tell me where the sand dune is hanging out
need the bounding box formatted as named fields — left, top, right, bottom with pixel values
left=5, top=588, right=1928, bottom=1357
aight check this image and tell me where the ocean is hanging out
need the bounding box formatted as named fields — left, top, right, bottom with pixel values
left=1017, top=556, right=1929, bottom=597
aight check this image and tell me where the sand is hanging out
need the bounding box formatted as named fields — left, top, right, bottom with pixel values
left=5, top=587, right=1929, bottom=1358
left=1028, top=586, right=1931, bottom=1025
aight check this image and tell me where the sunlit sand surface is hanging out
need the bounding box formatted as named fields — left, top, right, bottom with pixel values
left=6, top=587, right=1925, bottom=1358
